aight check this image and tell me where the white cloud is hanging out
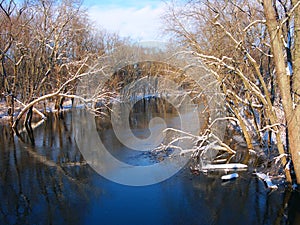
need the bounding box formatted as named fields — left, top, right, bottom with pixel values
left=88, top=3, right=166, bottom=41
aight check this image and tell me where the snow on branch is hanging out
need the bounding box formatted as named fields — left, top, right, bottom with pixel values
left=243, top=20, right=266, bottom=32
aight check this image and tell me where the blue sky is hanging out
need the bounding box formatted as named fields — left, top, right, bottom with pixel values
left=84, top=0, right=166, bottom=41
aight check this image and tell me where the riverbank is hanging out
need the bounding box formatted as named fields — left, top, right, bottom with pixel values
left=0, top=99, right=73, bottom=125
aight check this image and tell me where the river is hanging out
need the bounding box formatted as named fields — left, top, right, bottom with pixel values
left=0, top=104, right=299, bottom=225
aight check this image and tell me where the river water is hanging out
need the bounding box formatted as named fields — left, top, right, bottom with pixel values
left=0, top=105, right=299, bottom=225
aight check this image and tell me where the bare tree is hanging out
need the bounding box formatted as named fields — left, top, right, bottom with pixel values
left=163, top=0, right=300, bottom=183
left=0, top=0, right=32, bottom=126
left=263, top=0, right=300, bottom=184
left=0, top=0, right=127, bottom=129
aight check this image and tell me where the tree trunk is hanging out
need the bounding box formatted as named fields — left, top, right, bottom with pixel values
left=264, top=0, right=300, bottom=184
left=289, top=108, right=300, bottom=184
left=293, top=0, right=300, bottom=106
left=291, top=0, right=300, bottom=184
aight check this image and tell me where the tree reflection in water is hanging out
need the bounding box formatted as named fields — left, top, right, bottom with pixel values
left=0, top=111, right=299, bottom=225
left=0, top=114, right=98, bottom=224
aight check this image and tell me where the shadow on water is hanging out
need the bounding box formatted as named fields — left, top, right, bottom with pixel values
left=0, top=106, right=299, bottom=224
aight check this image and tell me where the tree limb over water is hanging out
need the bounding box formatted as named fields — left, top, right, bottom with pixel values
left=163, top=0, right=300, bottom=185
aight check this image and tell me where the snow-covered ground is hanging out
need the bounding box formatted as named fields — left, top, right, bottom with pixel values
left=0, top=99, right=73, bottom=124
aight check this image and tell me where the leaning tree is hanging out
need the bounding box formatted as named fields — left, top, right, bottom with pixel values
left=163, top=0, right=300, bottom=184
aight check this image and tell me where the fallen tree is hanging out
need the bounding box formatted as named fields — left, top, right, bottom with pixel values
left=12, top=57, right=109, bottom=129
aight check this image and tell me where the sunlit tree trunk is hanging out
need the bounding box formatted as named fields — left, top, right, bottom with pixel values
left=264, top=0, right=300, bottom=184
left=291, top=0, right=300, bottom=184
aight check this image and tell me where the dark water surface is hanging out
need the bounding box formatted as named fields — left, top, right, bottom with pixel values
left=0, top=111, right=300, bottom=225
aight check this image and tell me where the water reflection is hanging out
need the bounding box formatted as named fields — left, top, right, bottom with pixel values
left=0, top=111, right=299, bottom=225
